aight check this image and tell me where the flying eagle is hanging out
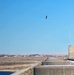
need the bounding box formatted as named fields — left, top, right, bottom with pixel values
left=46, top=16, right=47, bottom=19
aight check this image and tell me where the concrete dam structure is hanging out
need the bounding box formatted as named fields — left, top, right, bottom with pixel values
left=9, top=57, right=74, bottom=75
left=34, top=58, right=74, bottom=75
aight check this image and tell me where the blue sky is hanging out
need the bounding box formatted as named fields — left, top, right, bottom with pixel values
left=0, top=0, right=74, bottom=54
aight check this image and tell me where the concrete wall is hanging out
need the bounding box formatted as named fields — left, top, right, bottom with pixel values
left=19, top=68, right=33, bottom=75
left=34, top=65, right=74, bottom=75
left=11, top=62, right=42, bottom=75
left=42, top=61, right=70, bottom=65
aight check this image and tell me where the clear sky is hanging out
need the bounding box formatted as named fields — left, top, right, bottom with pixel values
left=0, top=0, right=74, bottom=54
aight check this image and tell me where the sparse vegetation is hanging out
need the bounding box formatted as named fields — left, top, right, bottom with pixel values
left=0, top=56, right=47, bottom=70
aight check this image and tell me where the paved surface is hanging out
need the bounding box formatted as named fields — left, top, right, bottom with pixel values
left=46, top=57, right=65, bottom=62
left=34, top=58, right=74, bottom=75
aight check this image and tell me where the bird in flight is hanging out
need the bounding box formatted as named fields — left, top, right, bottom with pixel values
left=46, top=16, right=47, bottom=19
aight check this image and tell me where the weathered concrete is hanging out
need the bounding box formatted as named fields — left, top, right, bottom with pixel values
left=42, top=57, right=70, bottom=65
left=34, top=65, right=74, bottom=75
left=42, top=61, right=70, bottom=65
left=11, top=62, right=42, bottom=75
left=34, top=57, right=74, bottom=75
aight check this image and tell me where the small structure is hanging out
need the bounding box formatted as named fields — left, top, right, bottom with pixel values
left=68, top=45, right=74, bottom=59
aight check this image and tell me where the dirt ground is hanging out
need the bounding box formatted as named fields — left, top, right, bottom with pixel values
left=0, top=56, right=47, bottom=70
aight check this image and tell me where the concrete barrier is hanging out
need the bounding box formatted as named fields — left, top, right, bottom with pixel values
left=11, top=62, right=42, bottom=75
left=42, top=61, right=70, bottom=65
left=34, top=65, right=74, bottom=75
left=42, top=57, right=70, bottom=65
